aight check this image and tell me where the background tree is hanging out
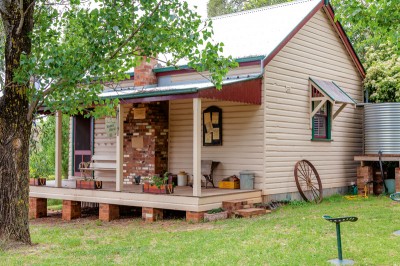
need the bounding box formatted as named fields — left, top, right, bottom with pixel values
left=30, top=115, right=70, bottom=179
left=0, top=0, right=236, bottom=246
left=207, top=0, right=293, bottom=17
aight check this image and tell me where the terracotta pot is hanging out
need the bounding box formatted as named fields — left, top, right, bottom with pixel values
left=76, top=180, right=103, bottom=189
left=143, top=183, right=174, bottom=194
left=29, top=178, right=46, bottom=186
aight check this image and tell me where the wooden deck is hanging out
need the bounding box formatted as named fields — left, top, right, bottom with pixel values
left=30, top=180, right=262, bottom=212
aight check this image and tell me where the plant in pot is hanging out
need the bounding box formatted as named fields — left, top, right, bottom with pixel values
left=76, top=161, right=102, bottom=189
left=29, top=158, right=47, bottom=186
left=204, top=207, right=228, bottom=222
left=143, top=172, right=174, bottom=194
left=76, top=176, right=103, bottom=190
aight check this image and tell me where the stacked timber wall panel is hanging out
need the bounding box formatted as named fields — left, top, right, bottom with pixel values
left=168, top=99, right=264, bottom=188
left=262, top=10, right=363, bottom=197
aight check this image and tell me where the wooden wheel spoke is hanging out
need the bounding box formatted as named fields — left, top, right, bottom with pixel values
left=294, top=160, right=322, bottom=204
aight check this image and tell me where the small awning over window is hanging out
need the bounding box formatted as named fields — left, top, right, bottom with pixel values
left=310, top=77, right=356, bottom=105
left=309, top=77, right=357, bottom=128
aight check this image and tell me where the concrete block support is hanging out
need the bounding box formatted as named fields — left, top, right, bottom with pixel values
left=99, top=203, right=120, bottom=222
left=29, top=197, right=47, bottom=219
left=186, top=211, right=205, bottom=223
left=62, top=200, right=81, bottom=220
left=142, top=207, right=163, bottom=222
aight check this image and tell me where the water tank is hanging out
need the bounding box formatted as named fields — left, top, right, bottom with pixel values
left=364, top=103, right=400, bottom=154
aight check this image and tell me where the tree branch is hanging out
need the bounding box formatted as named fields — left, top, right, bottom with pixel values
left=107, top=0, right=162, bottom=61
left=16, top=0, right=24, bottom=35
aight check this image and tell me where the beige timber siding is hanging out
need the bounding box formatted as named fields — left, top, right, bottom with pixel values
left=263, top=10, right=363, bottom=196
left=168, top=99, right=264, bottom=188
left=92, top=105, right=130, bottom=181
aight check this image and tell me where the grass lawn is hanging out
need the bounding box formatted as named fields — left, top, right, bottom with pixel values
left=1, top=195, right=400, bottom=265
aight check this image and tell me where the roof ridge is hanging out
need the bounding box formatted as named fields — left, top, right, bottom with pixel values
left=209, top=0, right=317, bottom=21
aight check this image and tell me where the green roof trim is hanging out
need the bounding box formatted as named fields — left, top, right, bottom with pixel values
left=309, top=77, right=356, bottom=105
left=153, top=55, right=265, bottom=73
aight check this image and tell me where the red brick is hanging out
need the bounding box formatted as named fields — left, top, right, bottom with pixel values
left=99, top=204, right=120, bottom=222
left=62, top=200, right=81, bottom=220
left=186, top=211, right=205, bottom=223
left=235, top=208, right=270, bottom=218
left=395, top=168, right=400, bottom=192
left=142, top=207, right=163, bottom=222
left=29, top=197, right=47, bottom=219
left=357, top=166, right=373, bottom=195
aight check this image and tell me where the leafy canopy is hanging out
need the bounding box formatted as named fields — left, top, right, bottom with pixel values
left=9, top=0, right=237, bottom=119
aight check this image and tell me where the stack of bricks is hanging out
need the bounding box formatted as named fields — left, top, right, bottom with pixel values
left=62, top=200, right=81, bottom=221
left=123, top=102, right=169, bottom=184
left=357, top=166, right=373, bottom=195
left=142, top=207, right=163, bottom=222
left=395, top=168, right=400, bottom=192
left=222, top=200, right=252, bottom=218
left=186, top=211, right=205, bottom=223
left=29, top=197, right=47, bottom=219
left=99, top=204, right=120, bottom=222
left=373, top=170, right=385, bottom=195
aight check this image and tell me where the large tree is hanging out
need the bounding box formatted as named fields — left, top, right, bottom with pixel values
left=0, top=0, right=236, bottom=245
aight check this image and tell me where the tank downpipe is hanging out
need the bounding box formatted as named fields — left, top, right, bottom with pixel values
left=378, top=151, right=388, bottom=193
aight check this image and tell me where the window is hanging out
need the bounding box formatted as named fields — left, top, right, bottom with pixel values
left=312, top=101, right=331, bottom=140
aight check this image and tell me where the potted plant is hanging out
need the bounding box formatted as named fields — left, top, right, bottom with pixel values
left=76, top=176, right=103, bottom=189
left=143, top=172, right=174, bottom=194
left=204, top=208, right=228, bottom=222
left=29, top=158, right=47, bottom=186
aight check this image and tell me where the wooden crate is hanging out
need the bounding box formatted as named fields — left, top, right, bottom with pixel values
left=218, top=181, right=240, bottom=189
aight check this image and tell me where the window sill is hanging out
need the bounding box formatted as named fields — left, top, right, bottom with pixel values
left=311, top=138, right=333, bottom=142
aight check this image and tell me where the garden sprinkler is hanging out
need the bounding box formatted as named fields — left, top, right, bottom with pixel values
left=323, top=215, right=358, bottom=265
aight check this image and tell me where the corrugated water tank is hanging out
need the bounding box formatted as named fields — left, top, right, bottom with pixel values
left=364, top=103, right=400, bottom=154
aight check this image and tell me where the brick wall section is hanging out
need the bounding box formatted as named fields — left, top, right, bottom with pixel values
left=99, top=204, right=120, bottom=222
left=395, top=168, right=400, bottom=192
left=186, top=211, right=205, bottom=223
left=134, top=57, right=157, bottom=87
left=142, top=207, right=164, bottom=222
left=29, top=198, right=47, bottom=219
left=62, top=200, right=81, bottom=220
left=123, top=102, right=169, bottom=184
left=357, top=166, right=373, bottom=195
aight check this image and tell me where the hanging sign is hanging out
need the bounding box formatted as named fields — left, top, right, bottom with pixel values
left=105, top=117, right=117, bottom=138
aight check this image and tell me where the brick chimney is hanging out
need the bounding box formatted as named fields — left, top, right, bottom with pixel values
left=134, top=56, right=157, bottom=87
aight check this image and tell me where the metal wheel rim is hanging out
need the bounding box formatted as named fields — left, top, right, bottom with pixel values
left=294, top=160, right=323, bottom=203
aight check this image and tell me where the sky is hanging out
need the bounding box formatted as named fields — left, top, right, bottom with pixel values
left=185, top=0, right=208, bottom=18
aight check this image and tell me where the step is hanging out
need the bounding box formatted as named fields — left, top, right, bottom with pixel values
left=222, top=200, right=249, bottom=212
left=234, top=208, right=271, bottom=218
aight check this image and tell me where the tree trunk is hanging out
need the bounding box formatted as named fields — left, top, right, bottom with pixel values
left=0, top=0, right=34, bottom=245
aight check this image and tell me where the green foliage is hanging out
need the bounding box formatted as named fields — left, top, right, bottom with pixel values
left=30, top=115, right=70, bottom=178
left=9, top=0, right=237, bottom=119
left=331, top=0, right=400, bottom=62
left=364, top=42, right=400, bottom=102
left=207, top=0, right=293, bottom=17
left=207, top=207, right=225, bottom=214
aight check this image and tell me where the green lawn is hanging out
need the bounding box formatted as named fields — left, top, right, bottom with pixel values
left=1, top=195, right=400, bottom=265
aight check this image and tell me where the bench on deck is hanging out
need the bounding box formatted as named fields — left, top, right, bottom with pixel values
left=79, top=154, right=116, bottom=180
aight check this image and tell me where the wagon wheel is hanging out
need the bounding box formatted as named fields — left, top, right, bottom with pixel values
left=294, top=160, right=323, bottom=203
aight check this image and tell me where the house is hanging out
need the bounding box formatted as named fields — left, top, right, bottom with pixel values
left=29, top=0, right=365, bottom=222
